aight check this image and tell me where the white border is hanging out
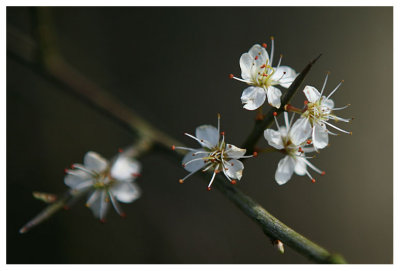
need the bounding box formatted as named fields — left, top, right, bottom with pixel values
left=2, top=1, right=397, bottom=270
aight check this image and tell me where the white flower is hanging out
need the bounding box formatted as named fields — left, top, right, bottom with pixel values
left=64, top=151, right=141, bottom=221
left=264, top=112, right=325, bottom=185
left=173, top=115, right=252, bottom=190
left=231, top=37, right=297, bottom=110
left=301, top=74, right=352, bottom=151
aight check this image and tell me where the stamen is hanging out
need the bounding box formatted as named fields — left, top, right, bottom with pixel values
left=276, top=54, right=283, bottom=69
left=255, top=56, right=258, bottom=60
left=262, top=43, right=267, bottom=48
left=311, top=179, right=316, bottom=183
left=180, top=164, right=208, bottom=182
left=108, top=191, right=124, bottom=217
left=184, top=133, right=210, bottom=146
left=273, top=112, right=277, bottom=116
left=332, top=104, right=351, bottom=110
left=171, top=145, right=176, bottom=150
left=253, top=151, right=258, bottom=157
left=229, top=74, right=234, bottom=79
left=270, top=36, right=275, bottom=66
left=326, top=80, right=344, bottom=100
left=260, top=64, right=266, bottom=68
left=207, top=187, right=212, bottom=191
left=182, top=157, right=207, bottom=167
left=321, top=171, right=326, bottom=176
left=207, top=170, right=218, bottom=188
left=322, top=120, right=351, bottom=134
left=302, top=158, right=323, bottom=174
left=231, top=180, right=237, bottom=185
left=307, top=139, right=312, bottom=144
left=320, top=72, right=329, bottom=97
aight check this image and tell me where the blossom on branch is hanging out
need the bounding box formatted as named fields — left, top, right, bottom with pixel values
left=264, top=112, right=325, bottom=185
left=173, top=114, right=253, bottom=190
left=64, top=151, right=141, bottom=221
left=231, top=37, right=297, bottom=110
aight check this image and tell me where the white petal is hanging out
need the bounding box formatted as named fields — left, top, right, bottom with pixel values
left=225, top=144, right=247, bottom=159
left=241, top=86, right=266, bottom=110
left=266, top=86, right=282, bottom=109
left=111, top=156, right=141, bottom=181
left=87, top=190, right=109, bottom=219
left=289, top=117, right=312, bottom=145
left=264, top=129, right=284, bottom=150
left=225, top=159, right=244, bottom=180
left=303, top=86, right=321, bottom=103
left=182, top=149, right=208, bottom=172
left=313, top=124, right=329, bottom=150
left=275, top=156, right=295, bottom=185
left=64, top=169, right=93, bottom=190
left=271, top=66, right=297, bottom=88
left=83, top=151, right=108, bottom=172
left=321, top=96, right=334, bottom=110
left=294, top=157, right=307, bottom=176
left=195, top=125, right=219, bottom=148
left=239, top=53, right=253, bottom=80
left=110, top=182, right=141, bottom=203
left=248, top=44, right=269, bottom=67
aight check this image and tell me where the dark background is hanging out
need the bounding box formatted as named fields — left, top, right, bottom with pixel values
left=7, top=7, right=393, bottom=264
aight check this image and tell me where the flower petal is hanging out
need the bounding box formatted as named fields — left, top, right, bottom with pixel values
left=182, top=149, right=208, bottom=172
left=248, top=44, right=269, bottom=67
left=312, top=123, right=329, bottom=150
left=110, top=182, right=141, bottom=203
left=239, top=53, right=253, bottom=80
left=84, top=151, right=108, bottom=172
left=264, top=129, right=284, bottom=150
left=289, top=117, right=312, bottom=145
left=275, top=156, right=295, bottom=185
left=294, top=157, right=307, bottom=176
left=321, top=96, right=334, bottom=110
left=303, top=86, right=321, bottom=103
left=195, top=125, right=219, bottom=148
left=225, top=144, right=246, bottom=159
left=111, top=155, right=141, bottom=181
left=64, top=169, right=93, bottom=190
left=266, top=86, right=282, bottom=108
left=271, top=66, right=297, bottom=88
left=241, top=86, right=266, bottom=110
left=225, top=159, right=244, bottom=180
left=87, top=190, right=109, bottom=219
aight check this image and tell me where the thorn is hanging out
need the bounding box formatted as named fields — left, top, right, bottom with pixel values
left=231, top=180, right=237, bottom=185
left=229, top=73, right=234, bottom=79
left=253, top=151, right=258, bottom=157
left=262, top=43, right=267, bottom=48
left=179, top=179, right=184, bottom=184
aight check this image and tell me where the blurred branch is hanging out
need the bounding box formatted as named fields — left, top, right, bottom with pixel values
left=241, top=54, right=321, bottom=154
left=8, top=8, right=346, bottom=263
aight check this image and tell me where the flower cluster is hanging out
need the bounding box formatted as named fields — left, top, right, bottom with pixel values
left=265, top=73, right=351, bottom=184
left=64, top=151, right=142, bottom=221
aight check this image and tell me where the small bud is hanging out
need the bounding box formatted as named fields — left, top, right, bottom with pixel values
left=275, top=240, right=284, bottom=254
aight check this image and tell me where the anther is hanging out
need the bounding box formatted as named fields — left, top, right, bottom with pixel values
left=255, top=56, right=258, bottom=60
left=270, top=36, right=274, bottom=40
left=231, top=180, right=237, bottom=185
left=304, top=100, right=308, bottom=105
left=118, top=148, right=123, bottom=153
left=298, top=147, right=303, bottom=153
left=192, top=153, right=196, bottom=156
left=207, top=187, right=212, bottom=191
left=253, top=151, right=258, bottom=157
left=283, top=72, right=286, bottom=74
left=182, top=164, right=186, bottom=168
left=228, top=144, right=232, bottom=148
left=64, top=168, right=68, bottom=174
left=63, top=205, right=70, bottom=211
left=231, top=163, right=234, bottom=166
left=100, top=219, right=106, bottom=224
left=200, top=139, right=204, bottom=142
left=307, top=139, right=312, bottom=144
left=120, top=212, right=127, bottom=219
left=321, top=171, right=326, bottom=176
left=132, top=173, right=141, bottom=177
left=260, top=64, right=266, bottom=68
left=70, top=164, right=75, bottom=169
left=220, top=131, right=225, bottom=136
left=229, top=73, right=234, bottom=79
left=273, top=112, right=277, bottom=116
left=179, top=179, right=184, bottom=184
left=349, top=132, right=353, bottom=135
left=311, top=179, right=316, bottom=183
left=262, top=43, right=267, bottom=48
left=171, top=145, right=176, bottom=151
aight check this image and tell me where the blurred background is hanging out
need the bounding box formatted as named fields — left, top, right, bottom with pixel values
left=7, top=7, right=392, bottom=264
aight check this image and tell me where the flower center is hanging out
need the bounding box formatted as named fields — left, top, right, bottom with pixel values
left=302, top=100, right=330, bottom=125
left=92, top=169, right=116, bottom=190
